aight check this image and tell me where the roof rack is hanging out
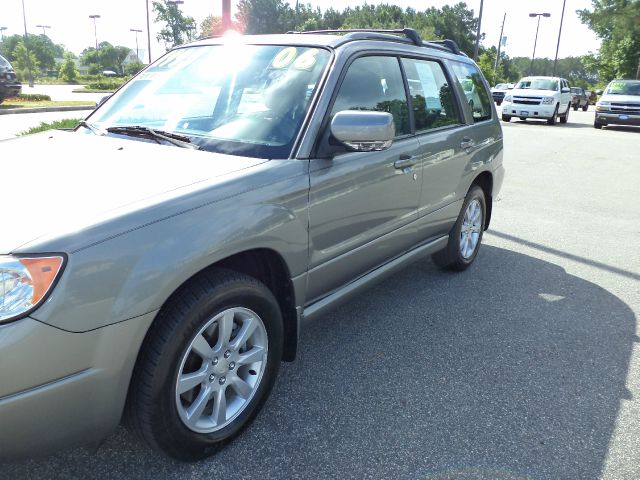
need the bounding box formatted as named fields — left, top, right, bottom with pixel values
left=286, top=28, right=462, bottom=56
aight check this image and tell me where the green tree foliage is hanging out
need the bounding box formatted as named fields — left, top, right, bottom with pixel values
left=199, top=15, right=244, bottom=37
left=578, top=0, right=640, bottom=80
left=80, top=42, right=131, bottom=75
left=124, top=61, right=145, bottom=76
left=153, top=0, right=197, bottom=48
left=236, top=0, right=295, bottom=34
left=12, top=42, right=39, bottom=81
left=423, top=3, right=479, bottom=55
left=58, top=51, right=78, bottom=82
left=0, top=34, right=64, bottom=72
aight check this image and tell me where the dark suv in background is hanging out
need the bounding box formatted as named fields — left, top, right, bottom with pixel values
left=0, top=54, right=21, bottom=103
left=570, top=87, right=589, bottom=111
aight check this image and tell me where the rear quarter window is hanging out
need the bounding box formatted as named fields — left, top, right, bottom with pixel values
left=450, top=62, right=492, bottom=123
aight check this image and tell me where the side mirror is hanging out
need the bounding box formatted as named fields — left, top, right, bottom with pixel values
left=561, top=87, right=571, bottom=93
left=96, top=95, right=111, bottom=109
left=595, top=90, right=603, bottom=95
left=330, top=110, right=395, bottom=152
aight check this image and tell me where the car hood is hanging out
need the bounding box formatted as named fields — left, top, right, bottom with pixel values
left=508, top=88, right=558, bottom=98
left=600, top=94, right=640, bottom=103
left=1, top=131, right=267, bottom=253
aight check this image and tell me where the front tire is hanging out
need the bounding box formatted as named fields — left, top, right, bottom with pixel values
left=594, top=120, right=603, bottom=129
left=125, top=269, right=283, bottom=461
left=432, top=185, right=486, bottom=271
left=547, top=105, right=559, bottom=125
left=582, top=103, right=589, bottom=112
left=560, top=103, right=570, bottom=124
left=501, top=114, right=511, bottom=122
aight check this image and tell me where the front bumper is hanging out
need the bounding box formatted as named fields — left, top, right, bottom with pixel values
left=502, top=102, right=556, bottom=119
left=0, top=312, right=156, bottom=460
left=595, top=111, right=640, bottom=127
left=0, top=83, right=21, bottom=99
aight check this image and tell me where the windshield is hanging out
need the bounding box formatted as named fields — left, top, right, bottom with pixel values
left=516, top=78, right=558, bottom=91
left=0, top=55, right=11, bottom=68
left=88, top=44, right=330, bottom=158
left=605, top=80, right=640, bottom=96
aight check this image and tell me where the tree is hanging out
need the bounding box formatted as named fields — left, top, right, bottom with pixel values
left=12, top=42, right=39, bottom=82
left=424, top=2, right=479, bottom=56
left=153, top=0, right=197, bottom=49
left=80, top=42, right=131, bottom=75
left=199, top=14, right=244, bottom=37
left=0, top=33, right=64, bottom=73
left=58, top=52, right=78, bottom=82
left=578, top=0, right=640, bottom=79
left=236, top=0, right=295, bottom=34
left=125, top=61, right=145, bottom=76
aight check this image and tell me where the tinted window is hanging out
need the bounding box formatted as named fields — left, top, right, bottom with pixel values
left=516, top=77, right=558, bottom=91
left=401, top=58, right=460, bottom=132
left=451, top=62, right=492, bottom=122
left=332, top=56, right=410, bottom=136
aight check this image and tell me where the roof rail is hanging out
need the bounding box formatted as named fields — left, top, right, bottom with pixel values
left=287, top=28, right=462, bottom=55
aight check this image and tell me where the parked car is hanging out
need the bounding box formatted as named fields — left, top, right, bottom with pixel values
left=594, top=79, right=640, bottom=129
left=585, top=90, right=597, bottom=105
left=570, top=87, right=589, bottom=111
left=501, top=76, right=572, bottom=125
left=0, top=54, right=21, bottom=103
left=491, top=83, right=514, bottom=105
left=0, top=29, right=504, bottom=461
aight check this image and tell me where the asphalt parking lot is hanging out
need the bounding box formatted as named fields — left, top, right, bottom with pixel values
left=2, top=107, right=639, bottom=480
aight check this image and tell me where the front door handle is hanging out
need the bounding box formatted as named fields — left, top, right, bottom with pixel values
left=394, top=154, right=416, bottom=169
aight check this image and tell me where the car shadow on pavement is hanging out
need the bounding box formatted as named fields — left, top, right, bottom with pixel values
left=509, top=119, right=592, bottom=129
left=3, top=246, right=636, bottom=480
left=601, top=126, right=640, bottom=134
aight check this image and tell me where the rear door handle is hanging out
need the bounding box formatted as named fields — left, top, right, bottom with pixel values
left=460, top=137, right=475, bottom=150
left=394, top=154, right=416, bottom=169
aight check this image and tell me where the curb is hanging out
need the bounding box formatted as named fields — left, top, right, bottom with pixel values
left=0, top=105, right=95, bottom=115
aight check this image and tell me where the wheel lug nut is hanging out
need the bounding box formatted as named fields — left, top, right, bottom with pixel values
left=209, top=374, right=215, bottom=382
left=219, top=376, right=226, bottom=385
left=224, top=350, right=231, bottom=359
left=229, top=362, right=235, bottom=370
left=212, top=357, right=218, bottom=365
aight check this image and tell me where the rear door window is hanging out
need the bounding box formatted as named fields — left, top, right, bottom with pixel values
left=401, top=58, right=461, bottom=133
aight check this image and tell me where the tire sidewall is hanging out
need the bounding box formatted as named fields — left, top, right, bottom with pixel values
left=149, top=278, right=283, bottom=459
left=453, top=186, right=486, bottom=267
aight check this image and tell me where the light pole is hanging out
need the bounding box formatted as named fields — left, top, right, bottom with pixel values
left=493, top=13, right=506, bottom=80
left=473, top=0, right=484, bottom=61
left=145, top=0, right=152, bottom=63
left=35, top=24, right=51, bottom=37
left=21, top=0, right=34, bottom=87
left=130, top=28, right=142, bottom=62
left=222, top=0, right=231, bottom=30
left=0, top=27, right=7, bottom=40
left=529, top=12, right=551, bottom=75
left=89, top=14, right=101, bottom=50
left=552, top=0, right=567, bottom=77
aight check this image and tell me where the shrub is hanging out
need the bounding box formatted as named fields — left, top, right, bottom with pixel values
left=16, top=93, right=52, bottom=101
left=19, top=118, right=81, bottom=135
left=87, top=78, right=126, bottom=90
left=58, top=52, right=79, bottom=83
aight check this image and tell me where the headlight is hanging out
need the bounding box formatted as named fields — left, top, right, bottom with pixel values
left=0, top=255, right=65, bottom=323
left=503, top=95, right=512, bottom=102
left=541, top=97, right=555, bottom=105
left=596, top=101, right=610, bottom=111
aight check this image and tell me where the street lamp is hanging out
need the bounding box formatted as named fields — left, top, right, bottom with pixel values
left=0, top=27, right=7, bottom=40
left=21, top=0, right=34, bottom=87
left=529, top=12, right=551, bottom=75
left=130, top=28, right=142, bottom=62
left=35, top=24, right=51, bottom=37
left=89, top=14, right=101, bottom=50
left=552, top=0, right=567, bottom=77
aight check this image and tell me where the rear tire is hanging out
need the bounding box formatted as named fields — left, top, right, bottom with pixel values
left=573, top=104, right=578, bottom=111
left=125, top=269, right=283, bottom=461
left=432, top=185, right=486, bottom=271
left=501, top=114, right=511, bottom=122
left=582, top=104, right=589, bottom=112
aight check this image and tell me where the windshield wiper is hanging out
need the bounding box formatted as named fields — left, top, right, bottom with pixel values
left=78, top=120, right=106, bottom=135
left=105, top=125, right=200, bottom=149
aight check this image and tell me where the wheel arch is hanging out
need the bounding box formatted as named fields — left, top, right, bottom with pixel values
left=471, top=171, right=493, bottom=230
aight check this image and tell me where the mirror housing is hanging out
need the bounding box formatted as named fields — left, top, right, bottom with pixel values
left=561, top=87, right=571, bottom=93
left=330, top=110, right=395, bottom=152
left=595, top=89, right=603, bottom=95
left=96, top=95, right=111, bottom=109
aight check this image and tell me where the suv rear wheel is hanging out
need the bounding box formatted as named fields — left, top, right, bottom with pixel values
left=432, top=185, right=486, bottom=271
left=126, top=269, right=283, bottom=461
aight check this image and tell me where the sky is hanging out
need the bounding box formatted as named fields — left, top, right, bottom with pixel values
left=0, top=0, right=602, bottom=62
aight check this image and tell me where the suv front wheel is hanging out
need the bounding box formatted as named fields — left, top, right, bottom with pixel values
left=432, top=185, right=486, bottom=271
left=126, top=269, right=283, bottom=461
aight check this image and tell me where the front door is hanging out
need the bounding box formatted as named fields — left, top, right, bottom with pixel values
left=306, top=55, right=421, bottom=303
